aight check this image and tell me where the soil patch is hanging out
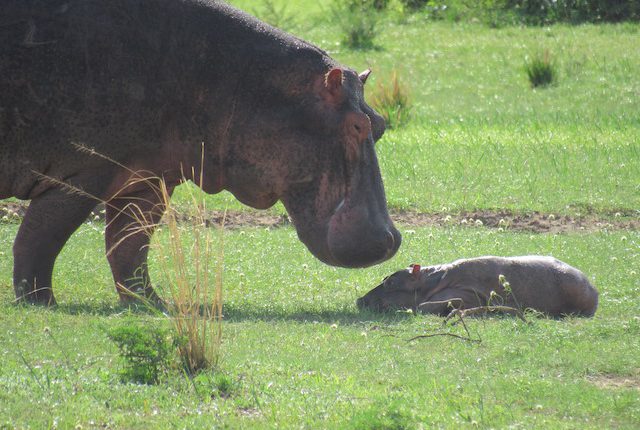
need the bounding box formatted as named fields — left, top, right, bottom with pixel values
left=587, top=374, right=640, bottom=390
left=1, top=202, right=637, bottom=233
left=392, top=209, right=639, bottom=233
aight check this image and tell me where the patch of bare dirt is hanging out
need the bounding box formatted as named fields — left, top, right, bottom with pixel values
left=393, top=209, right=640, bottom=233
left=1, top=202, right=638, bottom=233
left=587, top=374, right=640, bottom=390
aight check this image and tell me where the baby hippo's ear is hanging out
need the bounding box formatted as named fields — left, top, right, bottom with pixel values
left=410, top=264, right=421, bottom=279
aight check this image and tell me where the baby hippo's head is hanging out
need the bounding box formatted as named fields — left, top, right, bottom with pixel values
left=357, top=264, right=429, bottom=312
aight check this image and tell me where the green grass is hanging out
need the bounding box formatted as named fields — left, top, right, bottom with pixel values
left=1, top=223, right=639, bottom=428
left=1, top=2, right=640, bottom=428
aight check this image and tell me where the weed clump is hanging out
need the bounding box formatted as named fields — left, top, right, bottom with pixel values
left=331, top=0, right=381, bottom=50
left=399, top=0, right=427, bottom=11
left=253, top=0, right=296, bottom=31
left=348, top=400, right=414, bottom=430
left=369, top=70, right=412, bottom=129
left=193, top=371, right=238, bottom=399
left=108, top=322, right=174, bottom=384
left=525, top=50, right=556, bottom=88
left=154, top=176, right=225, bottom=375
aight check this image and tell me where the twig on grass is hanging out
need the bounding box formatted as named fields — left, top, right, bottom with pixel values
left=17, top=351, right=46, bottom=391
left=406, top=332, right=481, bottom=343
left=444, top=305, right=528, bottom=323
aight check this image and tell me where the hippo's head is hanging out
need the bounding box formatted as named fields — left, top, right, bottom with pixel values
left=217, top=64, right=401, bottom=268
left=357, top=265, right=436, bottom=311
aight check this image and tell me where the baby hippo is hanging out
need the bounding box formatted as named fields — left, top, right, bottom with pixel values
left=357, top=256, right=598, bottom=317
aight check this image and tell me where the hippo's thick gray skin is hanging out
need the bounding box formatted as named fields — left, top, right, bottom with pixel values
left=0, top=0, right=401, bottom=305
left=357, top=256, right=598, bottom=317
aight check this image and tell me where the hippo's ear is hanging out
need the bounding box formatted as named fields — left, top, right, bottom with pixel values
left=359, top=69, right=372, bottom=84
left=411, top=264, right=421, bottom=279
left=323, top=68, right=344, bottom=103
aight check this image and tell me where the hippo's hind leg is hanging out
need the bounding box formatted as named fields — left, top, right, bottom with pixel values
left=13, top=188, right=98, bottom=305
left=105, top=184, right=174, bottom=307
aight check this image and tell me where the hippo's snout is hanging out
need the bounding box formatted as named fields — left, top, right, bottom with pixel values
left=356, top=291, right=386, bottom=312
left=327, top=211, right=401, bottom=268
left=356, top=295, right=375, bottom=311
left=329, top=227, right=401, bottom=268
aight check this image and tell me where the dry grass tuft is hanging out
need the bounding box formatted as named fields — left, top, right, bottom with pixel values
left=369, top=70, right=412, bottom=129
left=154, top=176, right=225, bottom=374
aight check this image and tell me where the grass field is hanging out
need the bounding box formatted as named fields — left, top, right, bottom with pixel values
left=1, top=1, right=639, bottom=428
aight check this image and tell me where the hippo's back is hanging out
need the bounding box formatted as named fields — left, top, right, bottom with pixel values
left=449, top=256, right=598, bottom=316
left=0, top=0, right=221, bottom=199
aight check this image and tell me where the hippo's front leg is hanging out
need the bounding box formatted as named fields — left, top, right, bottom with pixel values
left=418, top=287, right=487, bottom=315
left=13, top=187, right=100, bottom=305
left=105, top=184, right=174, bottom=307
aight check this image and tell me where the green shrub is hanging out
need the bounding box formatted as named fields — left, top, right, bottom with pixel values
left=400, top=0, right=428, bottom=11
left=108, top=323, right=174, bottom=384
left=348, top=400, right=414, bottom=430
left=345, top=0, right=390, bottom=10
left=193, top=372, right=238, bottom=399
left=506, top=0, right=640, bottom=24
left=524, top=50, right=557, bottom=88
left=369, top=70, right=412, bottom=129
left=253, top=0, right=296, bottom=31
left=415, top=0, right=640, bottom=25
left=331, top=0, right=381, bottom=49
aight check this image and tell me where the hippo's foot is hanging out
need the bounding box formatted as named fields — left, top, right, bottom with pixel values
left=14, top=279, right=57, bottom=306
left=116, top=283, right=167, bottom=312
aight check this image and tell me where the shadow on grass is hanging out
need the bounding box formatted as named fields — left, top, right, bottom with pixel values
left=220, top=302, right=414, bottom=325
left=12, top=299, right=413, bottom=325
left=46, top=301, right=162, bottom=317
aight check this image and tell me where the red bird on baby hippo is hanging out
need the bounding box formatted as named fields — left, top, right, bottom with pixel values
left=0, top=0, right=401, bottom=306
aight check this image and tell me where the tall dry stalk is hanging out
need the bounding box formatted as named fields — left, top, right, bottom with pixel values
left=153, top=157, right=225, bottom=374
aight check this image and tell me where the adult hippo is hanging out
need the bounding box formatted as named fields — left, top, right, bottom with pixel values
left=357, top=256, right=598, bottom=317
left=0, top=0, right=401, bottom=305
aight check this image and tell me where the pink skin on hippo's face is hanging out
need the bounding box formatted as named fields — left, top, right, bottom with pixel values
left=220, top=67, right=401, bottom=268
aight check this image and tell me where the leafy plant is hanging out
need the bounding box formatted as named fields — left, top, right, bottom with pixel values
left=254, top=0, right=296, bottom=31
left=331, top=0, right=381, bottom=49
left=399, top=0, right=427, bottom=11
left=369, top=70, right=412, bottom=129
left=447, top=0, right=640, bottom=25
left=524, top=50, right=556, bottom=88
left=192, top=371, right=238, bottom=399
left=108, top=322, right=174, bottom=384
left=348, top=400, right=414, bottom=430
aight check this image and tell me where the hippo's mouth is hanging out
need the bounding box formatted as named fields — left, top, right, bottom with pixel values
left=283, top=195, right=400, bottom=268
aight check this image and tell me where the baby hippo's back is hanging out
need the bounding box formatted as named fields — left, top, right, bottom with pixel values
left=446, top=256, right=598, bottom=317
